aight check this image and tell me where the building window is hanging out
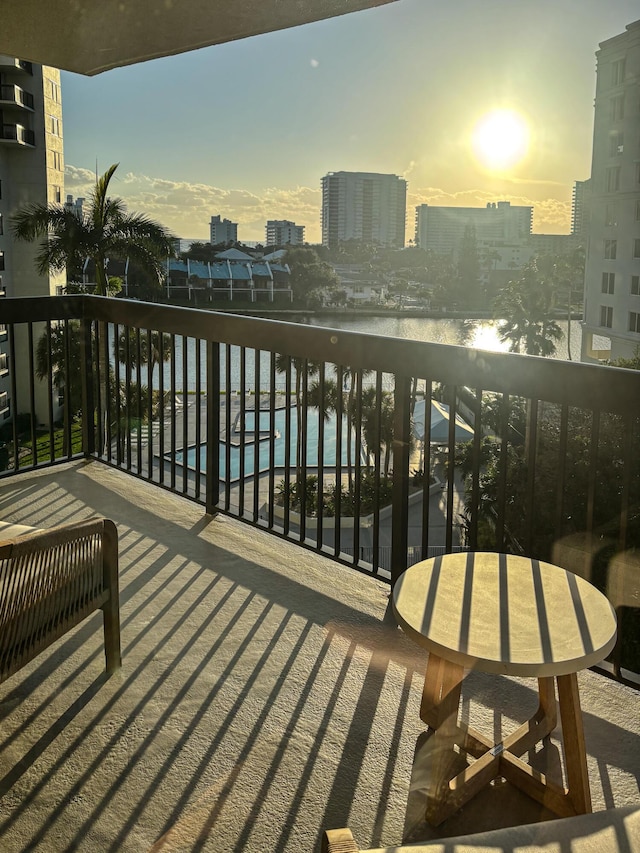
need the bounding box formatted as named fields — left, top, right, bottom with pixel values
left=632, top=275, right=640, bottom=296
left=604, top=204, right=617, bottom=227
left=48, top=79, right=61, bottom=103
left=606, top=166, right=620, bottom=192
left=48, top=115, right=61, bottom=136
left=612, top=58, right=626, bottom=86
left=630, top=312, right=640, bottom=334
left=0, top=252, right=4, bottom=272
left=0, top=213, right=3, bottom=236
left=637, top=200, right=640, bottom=222
left=52, top=185, right=61, bottom=203
left=609, top=131, right=624, bottom=156
left=602, top=272, right=615, bottom=294
left=51, top=150, right=62, bottom=171
left=634, top=239, right=640, bottom=259
left=604, top=239, right=617, bottom=259
left=600, top=305, right=613, bottom=328
left=610, top=95, right=624, bottom=121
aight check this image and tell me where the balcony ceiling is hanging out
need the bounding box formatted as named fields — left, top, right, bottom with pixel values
left=0, top=0, right=398, bottom=76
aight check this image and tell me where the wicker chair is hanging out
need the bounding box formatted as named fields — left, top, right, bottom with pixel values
left=0, top=518, right=121, bottom=683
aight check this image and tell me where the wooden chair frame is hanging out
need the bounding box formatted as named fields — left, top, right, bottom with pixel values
left=0, top=518, right=121, bottom=683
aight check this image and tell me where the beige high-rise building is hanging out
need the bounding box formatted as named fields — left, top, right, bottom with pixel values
left=582, top=20, right=640, bottom=362
left=321, top=171, right=406, bottom=249
left=0, top=57, right=65, bottom=423
left=414, top=201, right=532, bottom=255
left=265, top=220, right=305, bottom=246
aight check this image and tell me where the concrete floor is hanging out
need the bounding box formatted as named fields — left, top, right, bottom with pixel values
left=0, top=461, right=638, bottom=852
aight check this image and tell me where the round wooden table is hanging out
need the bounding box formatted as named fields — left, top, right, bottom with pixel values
left=392, top=552, right=617, bottom=826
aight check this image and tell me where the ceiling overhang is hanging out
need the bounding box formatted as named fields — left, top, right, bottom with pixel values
left=1, top=0, right=398, bottom=76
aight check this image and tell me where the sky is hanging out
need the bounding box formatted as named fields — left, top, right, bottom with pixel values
left=61, top=0, right=640, bottom=245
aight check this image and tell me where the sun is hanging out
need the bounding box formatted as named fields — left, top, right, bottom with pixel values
left=471, top=109, right=530, bottom=171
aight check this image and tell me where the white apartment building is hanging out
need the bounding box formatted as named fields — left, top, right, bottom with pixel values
left=265, top=220, right=305, bottom=246
left=321, top=171, right=407, bottom=248
left=0, top=57, right=65, bottom=423
left=414, top=201, right=532, bottom=255
left=209, top=215, right=237, bottom=245
left=572, top=179, right=591, bottom=238
left=582, top=19, right=640, bottom=362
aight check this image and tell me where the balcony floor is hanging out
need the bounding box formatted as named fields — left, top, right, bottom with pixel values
left=0, top=461, right=638, bottom=852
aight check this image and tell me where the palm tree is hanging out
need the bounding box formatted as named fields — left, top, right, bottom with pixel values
left=341, top=366, right=373, bottom=490
left=13, top=164, right=174, bottom=452
left=495, top=261, right=563, bottom=356
left=274, top=354, right=321, bottom=491
left=11, top=164, right=174, bottom=295
left=116, top=328, right=173, bottom=378
left=360, top=387, right=395, bottom=476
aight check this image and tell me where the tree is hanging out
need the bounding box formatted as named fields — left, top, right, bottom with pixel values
left=115, top=328, right=173, bottom=375
left=13, top=164, right=175, bottom=451
left=11, top=163, right=174, bottom=295
left=535, top=247, right=585, bottom=361
left=35, top=322, right=84, bottom=417
left=274, top=354, right=321, bottom=494
left=494, top=261, right=563, bottom=356
left=283, top=247, right=339, bottom=307
left=456, top=222, right=481, bottom=308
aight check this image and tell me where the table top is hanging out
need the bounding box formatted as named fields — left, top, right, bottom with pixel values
left=392, top=552, right=617, bottom=677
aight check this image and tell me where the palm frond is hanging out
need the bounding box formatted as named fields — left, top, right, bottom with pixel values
left=11, top=203, right=67, bottom=241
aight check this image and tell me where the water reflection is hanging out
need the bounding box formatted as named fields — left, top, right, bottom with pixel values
left=305, top=315, right=580, bottom=361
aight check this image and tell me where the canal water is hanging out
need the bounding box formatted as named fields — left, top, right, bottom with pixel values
left=145, top=315, right=581, bottom=393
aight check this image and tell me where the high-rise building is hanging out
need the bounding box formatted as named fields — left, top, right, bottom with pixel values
left=209, top=215, right=237, bottom=245
left=581, top=20, right=640, bottom=362
left=571, top=180, right=591, bottom=238
left=414, top=201, right=532, bottom=255
left=0, top=57, right=65, bottom=422
left=321, top=171, right=406, bottom=248
left=64, top=193, right=84, bottom=218
left=265, top=220, right=305, bottom=246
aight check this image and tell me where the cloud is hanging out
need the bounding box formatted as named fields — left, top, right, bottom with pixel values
left=64, top=165, right=572, bottom=244
left=310, top=58, right=320, bottom=68
left=65, top=165, right=323, bottom=241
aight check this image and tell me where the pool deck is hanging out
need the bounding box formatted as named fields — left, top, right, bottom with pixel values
left=150, top=393, right=463, bottom=559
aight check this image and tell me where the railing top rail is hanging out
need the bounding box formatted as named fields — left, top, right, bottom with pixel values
left=3, top=295, right=640, bottom=415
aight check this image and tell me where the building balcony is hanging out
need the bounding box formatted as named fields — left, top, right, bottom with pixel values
left=0, top=122, right=35, bottom=146
left=0, top=55, right=33, bottom=74
left=0, top=83, right=34, bottom=110
left=0, top=294, right=639, bottom=850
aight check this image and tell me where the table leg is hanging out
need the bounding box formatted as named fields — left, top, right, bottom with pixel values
left=418, top=666, right=589, bottom=826
left=557, top=672, right=592, bottom=815
left=425, top=658, right=465, bottom=825
left=420, top=653, right=446, bottom=727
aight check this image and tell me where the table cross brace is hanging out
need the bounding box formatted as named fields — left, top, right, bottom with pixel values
left=420, top=654, right=592, bottom=826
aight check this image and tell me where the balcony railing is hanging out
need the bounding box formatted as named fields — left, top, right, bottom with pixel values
left=1, top=294, right=639, bottom=684
left=0, top=122, right=35, bottom=145
left=0, top=83, right=34, bottom=109
left=0, top=55, right=33, bottom=74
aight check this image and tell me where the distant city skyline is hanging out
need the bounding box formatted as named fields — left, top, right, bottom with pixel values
left=60, top=1, right=640, bottom=243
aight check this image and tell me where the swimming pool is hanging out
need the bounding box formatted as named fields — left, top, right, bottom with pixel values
left=173, top=407, right=357, bottom=480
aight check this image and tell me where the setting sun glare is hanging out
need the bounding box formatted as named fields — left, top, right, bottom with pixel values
left=471, top=109, right=530, bottom=172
